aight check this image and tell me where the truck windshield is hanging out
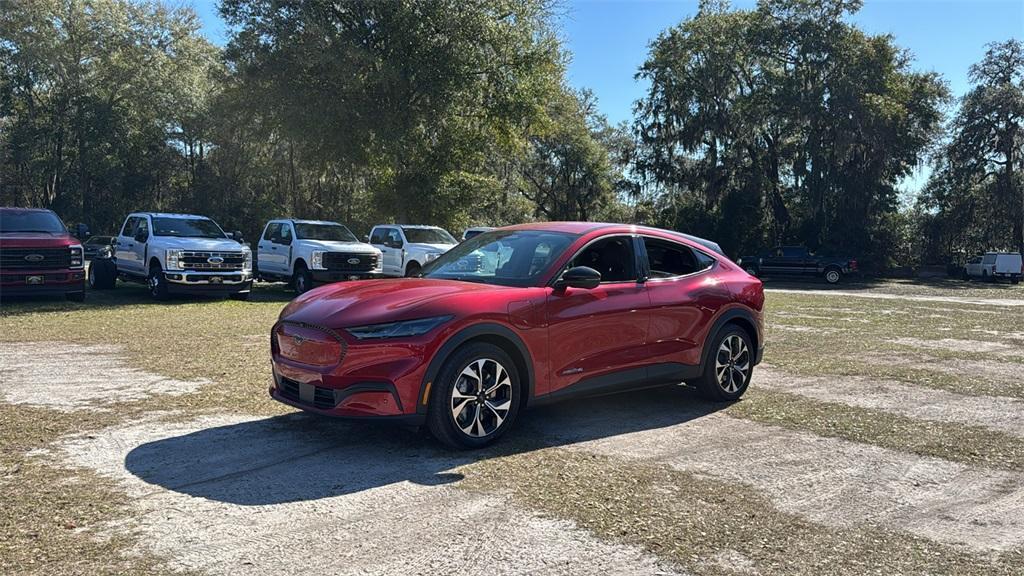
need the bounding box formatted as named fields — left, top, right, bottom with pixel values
left=420, top=229, right=577, bottom=287
left=294, top=223, right=358, bottom=242
left=151, top=217, right=226, bottom=239
left=0, top=210, right=66, bottom=234
left=403, top=227, right=456, bottom=244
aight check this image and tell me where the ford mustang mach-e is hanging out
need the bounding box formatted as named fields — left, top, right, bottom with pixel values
left=270, top=222, right=765, bottom=448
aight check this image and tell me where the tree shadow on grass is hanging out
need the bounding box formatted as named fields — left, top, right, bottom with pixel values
left=123, top=385, right=727, bottom=505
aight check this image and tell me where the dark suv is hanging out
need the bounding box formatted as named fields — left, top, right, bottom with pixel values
left=0, top=207, right=86, bottom=301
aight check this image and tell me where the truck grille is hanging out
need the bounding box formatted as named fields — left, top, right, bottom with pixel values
left=180, top=251, right=246, bottom=271
left=0, top=247, right=71, bottom=270
left=322, top=252, right=378, bottom=272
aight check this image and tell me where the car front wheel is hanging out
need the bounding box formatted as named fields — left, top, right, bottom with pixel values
left=427, top=343, right=521, bottom=449
left=824, top=268, right=842, bottom=284
left=148, top=264, right=169, bottom=300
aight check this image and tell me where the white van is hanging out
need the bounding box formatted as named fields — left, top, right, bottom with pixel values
left=965, top=252, right=1022, bottom=283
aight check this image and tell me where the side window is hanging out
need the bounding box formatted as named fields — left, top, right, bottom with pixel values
left=782, top=246, right=805, bottom=258
left=277, top=224, right=293, bottom=245
left=369, top=228, right=386, bottom=244
left=135, top=218, right=149, bottom=240
left=263, top=223, right=280, bottom=241
left=121, top=217, right=139, bottom=237
left=570, top=236, right=637, bottom=283
left=387, top=229, right=403, bottom=247
left=643, top=237, right=713, bottom=278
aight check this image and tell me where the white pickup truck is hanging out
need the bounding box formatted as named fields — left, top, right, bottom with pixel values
left=367, top=224, right=458, bottom=277
left=965, top=252, right=1023, bottom=283
left=89, top=212, right=253, bottom=300
left=256, top=219, right=382, bottom=293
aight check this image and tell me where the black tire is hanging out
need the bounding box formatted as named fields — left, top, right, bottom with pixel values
left=982, top=270, right=991, bottom=283
left=89, top=259, right=117, bottom=289
left=148, top=263, right=169, bottom=300
left=405, top=262, right=422, bottom=277
left=426, top=342, right=522, bottom=449
left=293, top=263, right=313, bottom=294
left=66, top=291, right=85, bottom=302
left=744, top=266, right=759, bottom=277
left=823, top=267, right=842, bottom=284
left=1013, top=277, right=1020, bottom=285
left=694, top=325, right=754, bottom=402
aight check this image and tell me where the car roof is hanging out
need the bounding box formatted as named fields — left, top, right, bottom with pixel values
left=0, top=206, right=56, bottom=214
left=499, top=222, right=725, bottom=255
left=375, top=224, right=445, bottom=230
left=285, top=219, right=344, bottom=226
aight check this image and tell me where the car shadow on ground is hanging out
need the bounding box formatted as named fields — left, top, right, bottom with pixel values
left=123, top=385, right=727, bottom=506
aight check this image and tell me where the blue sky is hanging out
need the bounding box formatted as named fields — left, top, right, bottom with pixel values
left=192, top=0, right=1023, bottom=192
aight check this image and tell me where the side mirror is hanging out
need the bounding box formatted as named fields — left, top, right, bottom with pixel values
left=556, top=266, right=601, bottom=290
left=232, top=230, right=244, bottom=243
left=363, top=234, right=370, bottom=243
left=74, top=223, right=91, bottom=239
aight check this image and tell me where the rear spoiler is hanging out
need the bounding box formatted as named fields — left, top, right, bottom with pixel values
left=675, top=232, right=725, bottom=256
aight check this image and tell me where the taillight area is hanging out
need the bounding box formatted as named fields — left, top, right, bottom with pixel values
left=849, top=259, right=858, bottom=271
left=272, top=323, right=344, bottom=367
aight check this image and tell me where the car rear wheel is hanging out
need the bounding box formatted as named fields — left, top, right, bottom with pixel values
left=89, top=259, right=117, bottom=289
left=427, top=343, right=521, bottom=449
left=695, top=325, right=753, bottom=402
left=824, top=267, right=842, bottom=284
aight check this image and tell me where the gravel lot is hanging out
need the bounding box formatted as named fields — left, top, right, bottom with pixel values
left=1, top=279, right=1023, bottom=575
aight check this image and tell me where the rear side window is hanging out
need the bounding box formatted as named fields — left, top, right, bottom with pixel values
left=643, top=237, right=715, bottom=278
left=121, top=217, right=139, bottom=237
left=263, top=223, right=280, bottom=241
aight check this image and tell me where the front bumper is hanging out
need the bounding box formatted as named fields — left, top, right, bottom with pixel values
left=310, top=270, right=382, bottom=283
left=0, top=269, right=85, bottom=297
left=269, top=322, right=437, bottom=419
left=163, top=270, right=252, bottom=294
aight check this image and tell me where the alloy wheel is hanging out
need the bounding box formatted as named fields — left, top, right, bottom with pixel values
left=825, top=270, right=840, bottom=283
left=148, top=273, right=160, bottom=295
left=450, top=358, right=513, bottom=438
left=715, top=334, right=750, bottom=394
left=88, top=265, right=96, bottom=287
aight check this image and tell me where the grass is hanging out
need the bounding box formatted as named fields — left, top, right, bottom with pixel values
left=2, top=279, right=1024, bottom=574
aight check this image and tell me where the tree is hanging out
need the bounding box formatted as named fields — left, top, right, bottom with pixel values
left=633, top=0, right=948, bottom=263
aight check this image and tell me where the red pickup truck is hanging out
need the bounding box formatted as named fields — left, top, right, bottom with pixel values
left=0, top=207, right=86, bottom=301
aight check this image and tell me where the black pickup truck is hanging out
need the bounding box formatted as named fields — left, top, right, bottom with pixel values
left=738, top=246, right=858, bottom=284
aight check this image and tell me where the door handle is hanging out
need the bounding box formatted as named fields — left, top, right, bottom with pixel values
left=127, top=243, right=134, bottom=248
left=271, top=246, right=277, bottom=250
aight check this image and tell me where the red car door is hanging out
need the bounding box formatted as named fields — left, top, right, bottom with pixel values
left=544, top=235, right=651, bottom=395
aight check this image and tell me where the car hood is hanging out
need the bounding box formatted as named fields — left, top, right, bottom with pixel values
left=0, top=232, right=77, bottom=248
left=297, top=239, right=378, bottom=253
left=407, top=242, right=455, bottom=253
left=155, top=237, right=247, bottom=251
left=280, top=278, right=511, bottom=328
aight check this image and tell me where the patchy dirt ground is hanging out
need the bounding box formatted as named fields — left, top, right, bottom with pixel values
left=2, top=280, right=1023, bottom=575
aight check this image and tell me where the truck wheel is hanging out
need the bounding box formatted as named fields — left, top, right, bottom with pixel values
left=89, top=260, right=117, bottom=289
left=148, top=263, right=169, bottom=300
left=293, top=264, right=313, bottom=294
left=405, top=262, right=421, bottom=277
left=982, top=270, right=990, bottom=282
left=824, top=267, right=842, bottom=284
left=66, top=291, right=86, bottom=302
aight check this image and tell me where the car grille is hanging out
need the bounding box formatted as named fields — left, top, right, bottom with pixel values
left=180, top=251, right=246, bottom=271
left=278, top=377, right=337, bottom=410
left=0, top=247, right=71, bottom=270
left=322, top=252, right=378, bottom=272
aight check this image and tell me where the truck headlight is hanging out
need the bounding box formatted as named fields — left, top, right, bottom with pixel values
left=310, top=250, right=326, bottom=270
left=243, top=249, right=253, bottom=272
left=425, top=252, right=441, bottom=262
left=165, top=249, right=184, bottom=271
left=69, top=245, right=84, bottom=268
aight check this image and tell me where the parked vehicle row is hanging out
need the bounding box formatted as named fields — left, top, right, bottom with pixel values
left=964, top=252, right=1022, bottom=283
left=738, top=245, right=858, bottom=284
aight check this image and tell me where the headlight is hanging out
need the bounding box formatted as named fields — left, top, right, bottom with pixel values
left=346, top=315, right=453, bottom=340
left=310, top=250, right=326, bottom=270
left=243, top=248, right=253, bottom=271
left=165, top=249, right=184, bottom=271
left=69, top=245, right=83, bottom=268
left=425, top=252, right=441, bottom=262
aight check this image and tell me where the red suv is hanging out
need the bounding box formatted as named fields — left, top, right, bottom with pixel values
left=270, top=222, right=764, bottom=448
left=0, top=207, right=86, bottom=301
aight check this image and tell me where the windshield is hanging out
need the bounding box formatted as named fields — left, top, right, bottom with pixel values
left=294, top=223, right=358, bottom=242
left=152, top=217, right=226, bottom=239
left=421, top=229, right=577, bottom=287
left=0, top=210, right=66, bottom=234
left=85, top=236, right=113, bottom=245
left=403, top=227, right=456, bottom=244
